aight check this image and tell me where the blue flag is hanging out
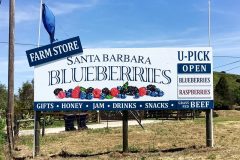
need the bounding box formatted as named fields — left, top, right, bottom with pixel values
left=42, top=3, right=55, bottom=43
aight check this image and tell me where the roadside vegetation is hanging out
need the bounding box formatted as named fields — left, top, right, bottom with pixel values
left=0, top=119, right=5, bottom=160
left=13, top=110, right=240, bottom=159
left=0, top=84, right=7, bottom=160
left=214, top=72, right=240, bottom=109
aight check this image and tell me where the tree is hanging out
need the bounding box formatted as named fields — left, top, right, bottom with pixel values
left=234, top=87, right=240, bottom=104
left=17, top=81, right=34, bottom=117
left=214, top=75, right=232, bottom=109
left=236, top=79, right=240, bottom=83
left=0, top=84, right=7, bottom=119
left=0, top=117, right=6, bottom=159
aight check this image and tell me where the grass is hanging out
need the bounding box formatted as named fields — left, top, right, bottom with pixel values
left=14, top=110, right=240, bottom=159
left=21, top=119, right=98, bottom=130
left=193, top=110, right=240, bottom=124
left=0, top=119, right=6, bottom=160
left=128, top=145, right=141, bottom=153
left=21, top=120, right=65, bottom=130
left=207, top=153, right=217, bottom=160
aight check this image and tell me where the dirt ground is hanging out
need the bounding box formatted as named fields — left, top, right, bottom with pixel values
left=12, top=110, right=240, bottom=160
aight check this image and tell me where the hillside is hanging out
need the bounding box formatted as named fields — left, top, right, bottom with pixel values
left=213, top=72, right=240, bottom=92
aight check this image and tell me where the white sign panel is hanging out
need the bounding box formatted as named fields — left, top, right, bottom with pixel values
left=34, top=48, right=213, bottom=111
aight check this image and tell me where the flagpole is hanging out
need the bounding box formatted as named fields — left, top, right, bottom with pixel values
left=33, top=0, right=43, bottom=157
left=38, top=0, right=43, bottom=47
left=206, top=0, right=214, bottom=148
left=208, top=0, right=211, bottom=47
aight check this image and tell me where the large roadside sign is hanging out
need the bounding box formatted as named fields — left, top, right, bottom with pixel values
left=26, top=40, right=213, bottom=111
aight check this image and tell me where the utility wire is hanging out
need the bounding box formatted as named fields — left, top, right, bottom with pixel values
left=0, top=41, right=40, bottom=46
left=214, top=59, right=240, bottom=69
left=213, top=55, right=240, bottom=59
left=225, top=65, right=240, bottom=72
left=58, top=25, right=71, bottom=38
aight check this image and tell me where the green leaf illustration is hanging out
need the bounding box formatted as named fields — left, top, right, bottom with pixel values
left=106, top=95, right=113, bottom=99
left=80, top=87, right=86, bottom=92
left=123, top=82, right=128, bottom=90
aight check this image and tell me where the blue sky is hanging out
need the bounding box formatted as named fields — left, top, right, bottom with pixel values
left=0, top=0, right=239, bottom=93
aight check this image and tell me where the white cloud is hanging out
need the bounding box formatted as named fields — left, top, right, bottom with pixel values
left=211, top=31, right=240, bottom=55
left=86, top=37, right=207, bottom=48
left=0, top=57, right=33, bottom=74
left=50, top=0, right=99, bottom=15
left=196, top=4, right=239, bottom=17
left=177, top=27, right=200, bottom=36
left=0, top=56, right=33, bottom=93
left=213, top=34, right=240, bottom=45
left=0, top=6, right=39, bottom=27
left=0, top=0, right=99, bottom=27
left=16, top=7, right=39, bottom=23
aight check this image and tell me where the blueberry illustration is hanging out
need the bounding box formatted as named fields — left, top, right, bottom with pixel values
left=102, top=88, right=110, bottom=95
left=100, top=93, right=106, bottom=100
left=155, top=88, right=160, bottom=92
left=87, top=93, right=93, bottom=100
left=54, top=88, right=63, bottom=96
left=121, top=94, right=126, bottom=99
left=147, top=90, right=151, bottom=95
left=134, top=93, right=140, bottom=99
left=132, top=87, right=139, bottom=94
left=86, top=87, right=94, bottom=94
left=80, top=92, right=86, bottom=99
left=126, top=86, right=133, bottom=95
left=127, top=86, right=139, bottom=95
left=147, top=85, right=156, bottom=92
left=117, top=94, right=122, bottom=98
left=120, top=88, right=128, bottom=94
left=68, top=89, right=73, bottom=93
left=158, top=91, right=164, bottom=97
left=65, top=91, right=71, bottom=98
left=80, top=95, right=85, bottom=99
left=100, top=93, right=106, bottom=98
left=117, top=86, right=122, bottom=91
left=150, top=92, right=156, bottom=97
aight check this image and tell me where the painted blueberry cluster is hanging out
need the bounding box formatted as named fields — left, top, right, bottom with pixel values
left=53, top=82, right=164, bottom=100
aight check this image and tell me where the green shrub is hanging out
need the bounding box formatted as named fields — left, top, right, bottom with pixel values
left=0, top=118, right=6, bottom=159
left=0, top=118, right=5, bottom=144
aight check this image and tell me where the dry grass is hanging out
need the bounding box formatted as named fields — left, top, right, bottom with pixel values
left=14, top=110, right=240, bottom=160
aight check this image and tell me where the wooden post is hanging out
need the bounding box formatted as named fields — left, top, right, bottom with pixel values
left=122, top=110, right=128, bottom=152
left=13, top=115, right=19, bottom=138
left=206, top=109, right=214, bottom=147
left=107, top=112, right=109, bottom=129
left=193, top=110, right=195, bottom=120
left=34, top=111, right=41, bottom=156
left=42, top=113, right=45, bottom=137
left=97, top=110, right=100, bottom=123
left=6, top=0, right=15, bottom=156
